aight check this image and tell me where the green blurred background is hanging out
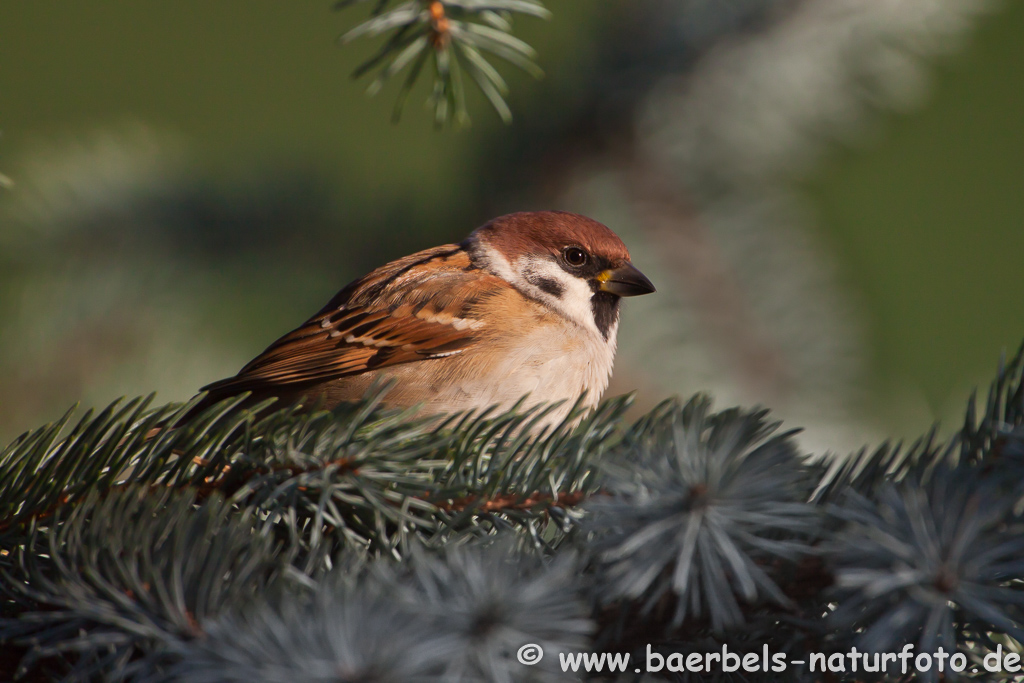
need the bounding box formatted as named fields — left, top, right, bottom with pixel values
left=806, top=0, right=1024, bottom=420
left=0, top=0, right=1021, bottom=448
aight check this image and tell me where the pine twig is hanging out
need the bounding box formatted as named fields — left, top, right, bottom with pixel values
left=337, top=0, right=549, bottom=124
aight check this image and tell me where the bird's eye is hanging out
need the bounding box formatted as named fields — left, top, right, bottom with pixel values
left=562, top=247, right=588, bottom=267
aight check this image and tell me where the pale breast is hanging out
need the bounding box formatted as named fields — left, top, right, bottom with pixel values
left=325, top=297, right=618, bottom=426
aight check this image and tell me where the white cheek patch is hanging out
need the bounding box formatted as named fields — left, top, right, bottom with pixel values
left=473, top=239, right=614, bottom=340
left=512, top=256, right=599, bottom=335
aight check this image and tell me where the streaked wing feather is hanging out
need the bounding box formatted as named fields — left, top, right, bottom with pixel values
left=202, top=245, right=499, bottom=396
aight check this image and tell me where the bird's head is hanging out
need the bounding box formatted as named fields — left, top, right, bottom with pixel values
left=464, top=211, right=655, bottom=339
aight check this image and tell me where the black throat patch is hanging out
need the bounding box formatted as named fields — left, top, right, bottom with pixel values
left=590, top=291, right=620, bottom=340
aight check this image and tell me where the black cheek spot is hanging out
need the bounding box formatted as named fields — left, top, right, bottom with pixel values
left=523, top=266, right=565, bottom=298
left=534, top=277, right=565, bottom=298
left=590, top=291, right=620, bottom=340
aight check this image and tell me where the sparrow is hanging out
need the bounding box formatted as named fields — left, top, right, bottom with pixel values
left=186, top=211, right=655, bottom=425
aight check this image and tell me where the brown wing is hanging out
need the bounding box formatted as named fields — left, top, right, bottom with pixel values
left=201, top=245, right=502, bottom=397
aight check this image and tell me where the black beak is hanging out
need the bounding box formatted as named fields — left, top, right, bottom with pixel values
left=597, top=262, right=656, bottom=297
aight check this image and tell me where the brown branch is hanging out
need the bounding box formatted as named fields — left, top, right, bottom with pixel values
left=0, top=493, right=71, bottom=533
left=435, top=489, right=589, bottom=513
left=2, top=473, right=588, bottom=535
left=0, top=455, right=360, bottom=534
left=192, top=455, right=358, bottom=501
left=428, top=1, right=450, bottom=48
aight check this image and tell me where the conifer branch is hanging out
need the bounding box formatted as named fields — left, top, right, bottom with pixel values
left=2, top=344, right=1024, bottom=682
left=336, top=0, right=549, bottom=125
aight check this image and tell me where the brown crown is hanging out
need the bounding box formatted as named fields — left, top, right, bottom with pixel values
left=470, top=211, right=632, bottom=263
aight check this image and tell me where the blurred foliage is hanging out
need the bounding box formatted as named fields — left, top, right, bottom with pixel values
left=0, top=0, right=1021, bottom=444
left=0, top=0, right=602, bottom=217
left=803, top=0, right=1024, bottom=421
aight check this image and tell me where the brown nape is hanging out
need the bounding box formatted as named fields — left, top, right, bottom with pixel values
left=471, top=211, right=632, bottom=263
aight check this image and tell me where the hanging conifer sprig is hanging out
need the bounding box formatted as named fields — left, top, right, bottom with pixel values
left=336, top=0, right=550, bottom=124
